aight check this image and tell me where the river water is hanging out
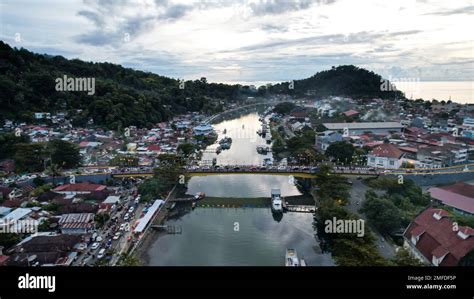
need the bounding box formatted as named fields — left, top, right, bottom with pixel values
left=143, top=113, right=334, bottom=266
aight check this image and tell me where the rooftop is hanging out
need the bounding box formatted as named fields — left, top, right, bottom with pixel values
left=323, top=122, right=403, bottom=130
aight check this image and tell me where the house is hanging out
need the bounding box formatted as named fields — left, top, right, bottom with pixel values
left=323, top=122, right=403, bottom=136
left=367, top=143, right=404, bottom=169
left=290, top=106, right=309, bottom=118
left=147, top=144, right=161, bottom=154
left=417, top=144, right=468, bottom=168
left=428, top=182, right=474, bottom=215
left=8, top=233, right=82, bottom=266
left=58, top=213, right=95, bottom=234
left=403, top=208, right=474, bottom=266
left=314, top=130, right=343, bottom=152
left=342, top=109, right=360, bottom=118
left=53, top=183, right=107, bottom=196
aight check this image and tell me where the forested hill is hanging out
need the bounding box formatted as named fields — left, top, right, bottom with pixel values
left=0, top=41, right=246, bottom=129
left=267, top=65, right=405, bottom=99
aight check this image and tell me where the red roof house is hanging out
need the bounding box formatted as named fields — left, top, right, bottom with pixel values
left=404, top=208, right=474, bottom=266
left=53, top=183, right=106, bottom=195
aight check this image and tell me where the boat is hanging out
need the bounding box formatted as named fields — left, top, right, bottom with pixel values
left=194, top=192, right=206, bottom=200
left=265, top=134, right=272, bottom=144
left=300, top=258, right=307, bottom=266
left=285, top=249, right=300, bottom=266
left=257, top=145, right=269, bottom=154
left=191, top=202, right=196, bottom=209
left=169, top=202, right=176, bottom=210
left=271, top=188, right=283, bottom=213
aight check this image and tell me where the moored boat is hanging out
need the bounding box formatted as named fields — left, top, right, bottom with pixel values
left=285, top=249, right=300, bottom=266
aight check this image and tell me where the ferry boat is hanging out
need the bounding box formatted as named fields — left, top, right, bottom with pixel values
left=194, top=192, right=206, bottom=200
left=285, top=249, right=300, bottom=266
left=271, top=188, right=283, bottom=213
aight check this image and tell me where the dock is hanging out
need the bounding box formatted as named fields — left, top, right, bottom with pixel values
left=285, top=205, right=316, bottom=213
left=151, top=225, right=182, bottom=234
left=168, top=197, right=195, bottom=202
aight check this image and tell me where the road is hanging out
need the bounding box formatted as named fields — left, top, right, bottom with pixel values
left=346, top=179, right=397, bottom=260
left=72, top=185, right=146, bottom=266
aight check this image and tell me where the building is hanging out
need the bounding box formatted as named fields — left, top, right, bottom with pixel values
left=53, top=183, right=107, bottom=196
left=367, top=143, right=404, bottom=169
left=193, top=123, right=214, bottom=136
left=417, top=144, right=468, bottom=168
left=462, top=117, right=474, bottom=139
left=428, top=182, right=474, bottom=215
left=322, top=122, right=403, bottom=136
left=403, top=208, right=474, bottom=266
left=314, top=130, right=343, bottom=152
left=8, top=233, right=82, bottom=266
left=342, top=109, right=360, bottom=118
left=58, top=213, right=95, bottom=234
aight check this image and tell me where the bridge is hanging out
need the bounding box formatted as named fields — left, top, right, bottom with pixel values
left=111, top=165, right=382, bottom=179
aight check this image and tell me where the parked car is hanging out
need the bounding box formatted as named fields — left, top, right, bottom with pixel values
left=113, top=232, right=121, bottom=240
left=97, top=248, right=106, bottom=259
left=90, top=242, right=100, bottom=250
left=124, top=213, right=130, bottom=221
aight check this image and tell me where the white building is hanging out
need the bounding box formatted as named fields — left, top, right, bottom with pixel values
left=367, top=143, right=404, bottom=169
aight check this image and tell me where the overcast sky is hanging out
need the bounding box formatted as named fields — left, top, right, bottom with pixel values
left=1, top=0, right=473, bottom=83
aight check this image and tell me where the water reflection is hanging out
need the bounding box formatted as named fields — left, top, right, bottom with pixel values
left=143, top=113, right=334, bottom=266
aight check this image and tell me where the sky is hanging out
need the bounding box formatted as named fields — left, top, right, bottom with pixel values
left=0, top=0, right=473, bottom=84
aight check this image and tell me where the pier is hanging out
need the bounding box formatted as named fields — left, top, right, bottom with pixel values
left=151, top=225, right=183, bottom=234
left=285, top=205, right=316, bottom=213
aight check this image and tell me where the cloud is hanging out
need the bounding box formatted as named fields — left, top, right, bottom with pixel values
left=424, top=5, right=474, bottom=16
left=249, top=0, right=334, bottom=16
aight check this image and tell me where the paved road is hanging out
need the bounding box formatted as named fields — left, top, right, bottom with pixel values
left=346, top=179, right=397, bottom=260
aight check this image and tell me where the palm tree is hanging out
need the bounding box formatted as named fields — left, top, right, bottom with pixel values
left=45, top=163, right=63, bottom=186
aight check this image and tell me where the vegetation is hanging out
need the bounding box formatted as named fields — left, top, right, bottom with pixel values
left=361, top=177, right=431, bottom=234
left=139, top=154, right=185, bottom=201
left=272, top=102, right=296, bottom=115
left=268, top=65, right=404, bottom=99
left=177, top=143, right=196, bottom=157
left=312, top=165, right=389, bottom=266
left=0, top=233, right=22, bottom=249
left=325, top=141, right=355, bottom=164
left=0, top=134, right=81, bottom=174
left=459, top=250, right=474, bottom=267
left=0, top=41, right=245, bottom=129
left=118, top=253, right=142, bottom=266
left=392, top=248, right=424, bottom=266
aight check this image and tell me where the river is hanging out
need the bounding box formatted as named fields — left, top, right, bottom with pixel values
left=142, top=113, right=334, bottom=266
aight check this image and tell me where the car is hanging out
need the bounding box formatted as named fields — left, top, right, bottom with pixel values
left=95, top=236, right=103, bottom=242
left=278, top=166, right=286, bottom=171
left=90, top=242, right=100, bottom=250
left=97, top=248, right=106, bottom=259
left=124, top=213, right=130, bottom=221
left=119, top=223, right=126, bottom=231
left=128, top=207, right=134, bottom=214
left=113, top=232, right=121, bottom=240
